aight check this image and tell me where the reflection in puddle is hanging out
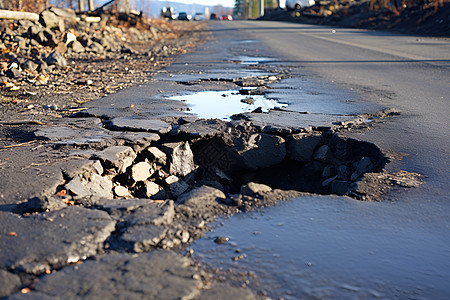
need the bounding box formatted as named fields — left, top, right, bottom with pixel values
left=169, top=90, right=287, bottom=120
left=232, top=56, right=275, bottom=65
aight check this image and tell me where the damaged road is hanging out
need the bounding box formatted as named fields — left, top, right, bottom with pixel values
left=0, top=19, right=448, bottom=299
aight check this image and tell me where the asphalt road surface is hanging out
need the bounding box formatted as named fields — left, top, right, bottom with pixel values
left=190, top=20, right=450, bottom=298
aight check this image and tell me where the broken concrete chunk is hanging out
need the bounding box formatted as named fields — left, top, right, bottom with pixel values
left=239, top=133, right=286, bottom=169
left=146, top=147, right=167, bottom=165
left=146, top=181, right=165, bottom=198
left=65, top=173, right=113, bottom=199
left=45, top=51, right=67, bottom=68
left=113, top=185, right=131, bottom=198
left=165, top=175, right=190, bottom=198
left=22, top=196, right=68, bottom=212
left=0, top=207, right=115, bottom=274
left=105, top=117, right=172, bottom=134
left=131, top=161, right=153, bottom=182
left=124, top=201, right=174, bottom=227
left=314, top=145, right=330, bottom=162
left=286, top=133, right=322, bottom=162
left=322, top=175, right=338, bottom=187
left=15, top=251, right=203, bottom=299
left=93, top=146, right=136, bottom=173
left=240, top=182, right=272, bottom=195
left=177, top=185, right=226, bottom=206
left=356, top=157, right=372, bottom=174
left=160, top=142, right=195, bottom=177
left=122, top=225, right=168, bottom=252
left=39, top=10, right=59, bottom=29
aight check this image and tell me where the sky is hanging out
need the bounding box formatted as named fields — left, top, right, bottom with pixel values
left=166, top=0, right=236, bottom=8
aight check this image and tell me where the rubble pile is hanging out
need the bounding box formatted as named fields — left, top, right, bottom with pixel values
left=0, top=8, right=205, bottom=122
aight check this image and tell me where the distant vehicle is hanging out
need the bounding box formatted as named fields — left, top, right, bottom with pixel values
left=285, top=0, right=315, bottom=10
left=161, top=6, right=176, bottom=20
left=220, top=14, right=233, bottom=21
left=177, top=12, right=192, bottom=21
left=210, top=13, right=218, bottom=20
left=194, top=13, right=206, bottom=21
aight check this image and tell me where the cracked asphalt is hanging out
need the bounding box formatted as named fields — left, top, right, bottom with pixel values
left=0, top=20, right=449, bottom=299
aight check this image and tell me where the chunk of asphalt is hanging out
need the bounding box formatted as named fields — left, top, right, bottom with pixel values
left=240, top=182, right=272, bottom=195
left=92, top=146, right=136, bottom=173
left=177, top=185, right=226, bottom=206
left=9, top=250, right=204, bottom=299
left=238, top=133, right=286, bottom=170
left=120, top=224, right=168, bottom=252
left=104, top=117, right=172, bottom=134
left=159, top=142, right=195, bottom=177
left=286, top=132, right=323, bottom=162
left=0, top=207, right=115, bottom=274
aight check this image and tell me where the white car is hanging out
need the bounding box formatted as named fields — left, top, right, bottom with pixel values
left=285, top=0, right=315, bottom=10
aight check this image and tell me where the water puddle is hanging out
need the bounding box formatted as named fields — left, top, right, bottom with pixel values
left=169, top=90, right=287, bottom=120
left=190, top=196, right=450, bottom=299
left=232, top=56, right=275, bottom=65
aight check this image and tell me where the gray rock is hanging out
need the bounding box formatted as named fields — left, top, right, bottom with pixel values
left=240, top=182, right=272, bottom=195
left=14, top=251, right=203, bottom=299
left=113, top=185, right=130, bottom=198
left=22, top=196, right=68, bottom=212
left=239, top=133, right=286, bottom=169
left=93, top=146, right=137, bottom=173
left=356, top=157, right=372, bottom=173
left=54, top=42, right=67, bottom=54
left=0, top=207, right=115, bottom=274
left=6, top=67, right=20, bottom=79
left=174, top=119, right=227, bottom=138
left=314, top=144, right=330, bottom=162
left=106, top=117, right=172, bottom=134
left=177, top=185, right=226, bottom=206
left=69, top=40, right=85, bottom=53
left=165, top=175, right=189, bottom=198
left=322, top=164, right=335, bottom=179
left=160, top=142, right=195, bottom=177
left=86, top=41, right=104, bottom=53
left=337, top=165, right=350, bottom=180
left=49, top=7, right=76, bottom=19
left=146, top=146, right=167, bottom=165
left=286, top=133, right=322, bottom=162
left=131, top=161, right=153, bottom=182
left=0, top=270, right=21, bottom=298
left=65, top=173, right=113, bottom=199
left=124, top=200, right=174, bottom=227
left=20, top=60, right=38, bottom=71
left=34, top=29, right=58, bottom=47
left=331, top=180, right=350, bottom=195
left=39, top=10, right=59, bottom=28
left=146, top=181, right=165, bottom=198
left=121, top=225, right=168, bottom=252
left=322, top=175, right=338, bottom=187
left=45, top=51, right=67, bottom=68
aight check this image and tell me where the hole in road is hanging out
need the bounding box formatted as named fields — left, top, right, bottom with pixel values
left=168, top=90, right=287, bottom=120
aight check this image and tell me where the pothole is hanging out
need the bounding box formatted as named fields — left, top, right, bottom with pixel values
left=55, top=121, right=400, bottom=204
left=168, top=90, right=287, bottom=120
